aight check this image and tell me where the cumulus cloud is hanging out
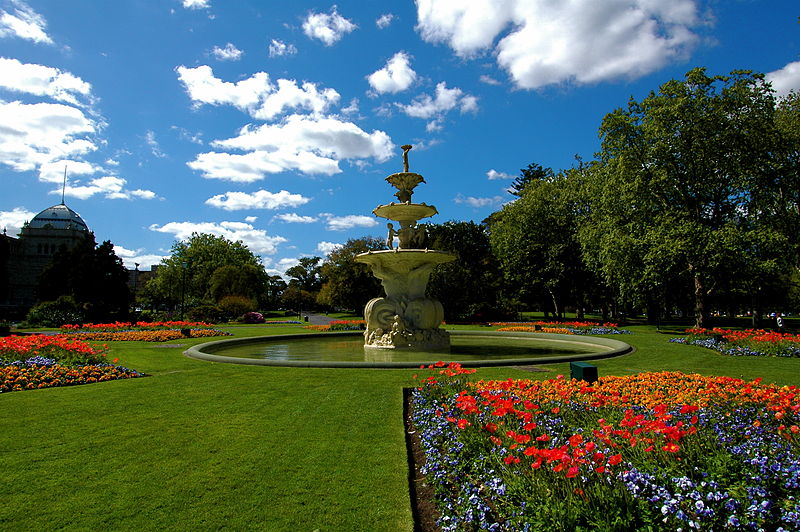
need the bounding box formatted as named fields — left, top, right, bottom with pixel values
left=113, top=245, right=168, bottom=269
left=62, top=174, right=157, bottom=201
left=182, top=0, right=209, bottom=9
left=317, top=241, right=343, bottom=255
left=396, top=82, right=477, bottom=130
left=324, top=214, right=378, bottom=231
left=0, top=0, right=52, bottom=44
left=176, top=65, right=339, bottom=120
left=454, top=193, right=505, bottom=208
left=302, top=6, right=356, bottom=46
left=480, top=74, right=502, bottom=86
left=415, top=0, right=700, bottom=89
left=0, top=100, right=98, bottom=172
left=205, top=189, right=311, bottom=211
left=0, top=206, right=38, bottom=236
left=487, top=169, right=513, bottom=180
left=189, top=114, right=393, bottom=180
left=0, top=58, right=92, bottom=106
left=212, top=43, right=243, bottom=61
left=767, top=61, right=800, bottom=99
left=367, top=52, right=417, bottom=94
left=268, top=39, right=297, bottom=58
left=149, top=220, right=287, bottom=255
left=376, top=13, right=394, bottom=29
left=274, top=212, right=318, bottom=223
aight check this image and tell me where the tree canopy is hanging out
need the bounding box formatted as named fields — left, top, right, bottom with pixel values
left=316, top=237, right=384, bottom=312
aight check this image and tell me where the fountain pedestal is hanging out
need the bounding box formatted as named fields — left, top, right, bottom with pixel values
left=356, top=145, right=455, bottom=351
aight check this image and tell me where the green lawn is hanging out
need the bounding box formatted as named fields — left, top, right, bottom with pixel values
left=1, top=324, right=797, bottom=530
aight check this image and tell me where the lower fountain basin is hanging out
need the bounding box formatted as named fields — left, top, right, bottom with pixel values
left=184, top=330, right=633, bottom=368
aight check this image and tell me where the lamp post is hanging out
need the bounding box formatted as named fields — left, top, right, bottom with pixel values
left=179, top=261, right=188, bottom=321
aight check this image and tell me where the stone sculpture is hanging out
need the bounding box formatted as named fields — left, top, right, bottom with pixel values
left=356, top=145, right=455, bottom=350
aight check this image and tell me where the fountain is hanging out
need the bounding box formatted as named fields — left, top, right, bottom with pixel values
left=356, top=145, right=455, bottom=351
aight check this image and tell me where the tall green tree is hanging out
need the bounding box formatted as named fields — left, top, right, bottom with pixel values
left=209, top=264, right=268, bottom=304
left=424, top=221, right=508, bottom=321
left=584, top=68, right=796, bottom=327
left=490, top=168, right=598, bottom=318
left=317, top=237, right=384, bottom=312
left=509, top=162, right=555, bottom=197
left=281, top=257, right=322, bottom=311
left=144, top=233, right=264, bottom=310
left=38, top=233, right=130, bottom=322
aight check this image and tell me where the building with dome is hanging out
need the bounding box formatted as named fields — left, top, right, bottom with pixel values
left=0, top=201, right=91, bottom=318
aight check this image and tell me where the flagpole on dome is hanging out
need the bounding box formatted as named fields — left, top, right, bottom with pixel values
left=61, top=166, right=67, bottom=205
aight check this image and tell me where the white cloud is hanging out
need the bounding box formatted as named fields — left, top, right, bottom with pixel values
left=767, top=61, right=800, bottom=99
left=274, top=212, right=318, bottom=223
left=62, top=175, right=157, bottom=201
left=176, top=65, right=339, bottom=120
left=367, top=52, right=417, bottom=94
left=0, top=100, right=98, bottom=172
left=487, top=169, right=513, bottom=180
left=454, top=194, right=505, bottom=208
left=376, top=13, right=395, bottom=29
left=317, top=241, right=343, bottom=255
left=324, top=214, right=378, bottom=231
left=149, top=220, right=287, bottom=255
left=415, top=0, right=700, bottom=89
left=0, top=58, right=92, bottom=106
left=182, top=0, right=209, bottom=9
left=113, top=245, right=168, bottom=269
left=479, top=74, right=502, bottom=86
left=0, top=1, right=52, bottom=44
left=145, top=130, right=166, bottom=158
left=302, top=7, right=356, bottom=46
left=212, top=43, right=243, bottom=61
left=0, top=206, right=37, bottom=237
left=189, top=114, right=393, bottom=180
left=268, top=39, right=297, bottom=58
left=205, top=189, right=311, bottom=211
left=397, top=82, right=478, bottom=130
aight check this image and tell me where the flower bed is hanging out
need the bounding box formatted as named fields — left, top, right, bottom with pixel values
left=304, top=320, right=365, bottom=332
left=411, top=364, right=799, bottom=530
left=492, top=321, right=630, bottom=335
left=0, top=335, right=143, bottom=393
left=60, top=328, right=230, bottom=342
left=60, top=320, right=215, bottom=331
left=671, top=328, right=800, bottom=357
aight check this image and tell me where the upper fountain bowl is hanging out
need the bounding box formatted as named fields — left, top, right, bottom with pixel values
left=373, top=202, right=438, bottom=223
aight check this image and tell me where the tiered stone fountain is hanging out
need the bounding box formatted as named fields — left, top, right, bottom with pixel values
left=356, top=145, right=455, bottom=351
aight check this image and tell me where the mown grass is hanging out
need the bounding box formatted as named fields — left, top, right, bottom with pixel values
left=0, top=323, right=797, bottom=530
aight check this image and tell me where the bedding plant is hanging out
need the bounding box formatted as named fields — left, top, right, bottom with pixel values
left=671, top=328, right=800, bottom=358
left=0, top=334, right=143, bottom=393
left=411, top=362, right=799, bottom=531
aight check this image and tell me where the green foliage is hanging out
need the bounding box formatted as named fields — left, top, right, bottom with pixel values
left=584, top=68, right=798, bottom=326
left=217, top=295, right=256, bottom=320
left=424, top=221, right=511, bottom=321
left=187, top=304, right=224, bottom=323
left=509, top=162, right=555, bottom=197
left=285, top=257, right=322, bottom=292
left=38, top=234, right=130, bottom=322
left=24, top=295, right=84, bottom=327
left=317, top=237, right=384, bottom=312
left=144, top=233, right=264, bottom=309
left=209, top=264, right=267, bottom=304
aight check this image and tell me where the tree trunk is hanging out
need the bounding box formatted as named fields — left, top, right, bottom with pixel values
left=548, top=288, right=560, bottom=320
left=694, top=274, right=710, bottom=329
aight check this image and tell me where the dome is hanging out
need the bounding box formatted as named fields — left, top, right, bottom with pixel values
left=27, top=203, right=89, bottom=232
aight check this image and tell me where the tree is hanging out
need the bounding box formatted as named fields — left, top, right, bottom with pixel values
left=490, top=168, right=598, bottom=318
left=209, top=264, right=267, bottom=304
left=282, top=257, right=322, bottom=311
left=585, top=68, right=797, bottom=327
left=317, top=237, right=384, bottom=312
left=144, top=233, right=264, bottom=311
left=424, top=221, right=509, bottom=321
left=38, top=233, right=130, bottom=322
left=509, top=163, right=555, bottom=197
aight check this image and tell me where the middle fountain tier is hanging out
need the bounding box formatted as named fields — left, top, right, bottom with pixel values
left=356, top=145, right=455, bottom=351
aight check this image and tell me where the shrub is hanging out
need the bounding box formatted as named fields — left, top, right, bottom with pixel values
left=218, top=296, right=256, bottom=320
left=242, top=311, right=265, bottom=324
left=188, top=304, right=224, bottom=323
left=25, top=296, right=84, bottom=327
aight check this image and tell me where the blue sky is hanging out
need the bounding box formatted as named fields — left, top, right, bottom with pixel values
left=1, top=0, right=798, bottom=276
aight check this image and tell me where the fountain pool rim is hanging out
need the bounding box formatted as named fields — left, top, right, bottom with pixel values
left=183, top=330, right=634, bottom=369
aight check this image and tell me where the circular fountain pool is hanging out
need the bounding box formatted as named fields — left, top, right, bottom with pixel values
left=184, top=330, right=633, bottom=368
